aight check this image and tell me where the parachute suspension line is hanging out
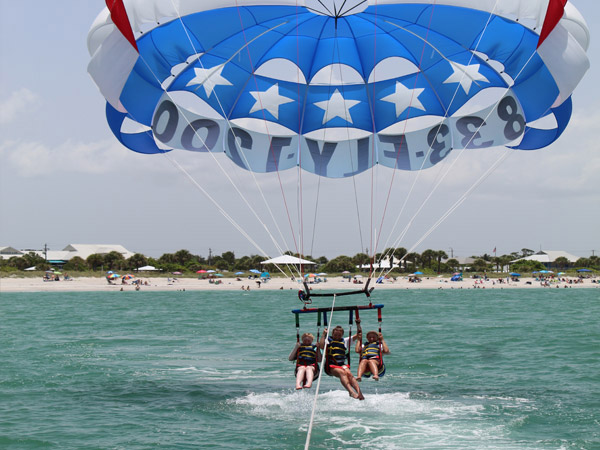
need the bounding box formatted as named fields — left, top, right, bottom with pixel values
left=304, top=294, right=337, bottom=450
left=381, top=49, right=539, bottom=279
left=298, top=20, right=342, bottom=266
left=368, top=0, right=378, bottom=279
left=309, top=174, right=322, bottom=257
left=167, top=1, right=298, bottom=265
left=330, top=29, right=366, bottom=262
left=370, top=2, right=439, bottom=266
left=383, top=152, right=511, bottom=279
left=295, top=0, right=305, bottom=276
left=161, top=155, right=275, bottom=262
left=376, top=1, right=499, bottom=265
left=233, top=1, right=303, bottom=259
left=373, top=3, right=501, bottom=279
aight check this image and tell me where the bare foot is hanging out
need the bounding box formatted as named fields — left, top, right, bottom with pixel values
left=373, top=376, right=379, bottom=381
left=303, top=384, right=312, bottom=389
left=349, top=392, right=359, bottom=399
left=357, top=393, right=365, bottom=400
left=356, top=377, right=362, bottom=382
left=296, top=387, right=303, bottom=390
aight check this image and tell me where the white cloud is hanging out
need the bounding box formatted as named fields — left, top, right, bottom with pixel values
left=0, top=88, right=39, bottom=124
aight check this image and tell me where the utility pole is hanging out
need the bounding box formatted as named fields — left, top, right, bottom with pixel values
left=44, top=243, right=48, bottom=261
left=208, top=248, right=212, bottom=266
left=592, top=250, right=596, bottom=257
left=449, top=247, right=454, bottom=258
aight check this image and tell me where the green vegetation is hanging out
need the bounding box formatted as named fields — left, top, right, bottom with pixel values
left=2, top=247, right=598, bottom=278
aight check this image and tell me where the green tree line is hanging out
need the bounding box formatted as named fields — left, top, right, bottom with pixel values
left=2, top=247, right=598, bottom=275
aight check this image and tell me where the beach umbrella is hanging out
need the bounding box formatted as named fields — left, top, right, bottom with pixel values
left=510, top=272, right=521, bottom=277
left=354, top=275, right=363, bottom=278
left=197, top=270, right=207, bottom=273
left=235, top=271, right=245, bottom=275
left=122, top=274, right=134, bottom=280
left=260, top=272, right=270, bottom=278
left=249, top=269, right=261, bottom=274
left=577, top=268, right=593, bottom=273
left=317, top=273, right=327, bottom=276
left=558, top=272, right=565, bottom=275
left=532, top=271, right=539, bottom=274
left=215, top=273, right=224, bottom=277
left=107, top=273, right=119, bottom=279
left=172, top=271, right=182, bottom=275
left=414, top=271, right=424, bottom=275
left=207, top=270, right=216, bottom=273
left=342, top=271, right=350, bottom=274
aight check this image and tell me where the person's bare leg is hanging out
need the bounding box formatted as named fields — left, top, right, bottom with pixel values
left=356, top=360, right=368, bottom=381
left=304, top=366, right=315, bottom=388
left=346, top=369, right=364, bottom=400
left=332, top=368, right=359, bottom=398
left=368, top=360, right=379, bottom=380
left=295, top=367, right=306, bottom=390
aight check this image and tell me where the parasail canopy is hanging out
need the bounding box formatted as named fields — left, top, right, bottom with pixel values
left=88, top=0, right=590, bottom=178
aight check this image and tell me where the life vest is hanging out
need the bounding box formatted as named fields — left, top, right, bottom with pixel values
left=297, top=345, right=317, bottom=365
left=361, top=342, right=380, bottom=360
left=324, top=337, right=349, bottom=376
left=327, top=338, right=347, bottom=365
left=294, top=344, right=319, bottom=382
left=359, top=341, right=386, bottom=378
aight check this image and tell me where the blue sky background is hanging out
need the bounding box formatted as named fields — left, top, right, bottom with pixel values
left=0, top=1, right=598, bottom=259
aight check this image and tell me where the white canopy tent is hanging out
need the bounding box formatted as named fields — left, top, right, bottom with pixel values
left=136, top=265, right=160, bottom=271
left=261, top=255, right=315, bottom=265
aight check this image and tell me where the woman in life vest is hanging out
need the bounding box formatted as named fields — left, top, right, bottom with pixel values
left=355, top=330, right=390, bottom=381
left=289, top=333, right=320, bottom=390
left=318, top=324, right=364, bottom=400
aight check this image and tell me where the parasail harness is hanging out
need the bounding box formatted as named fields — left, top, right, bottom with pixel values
left=355, top=307, right=386, bottom=378
left=292, top=301, right=384, bottom=377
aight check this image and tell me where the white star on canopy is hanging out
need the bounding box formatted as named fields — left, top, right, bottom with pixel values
left=186, top=63, right=232, bottom=98
left=443, top=62, right=489, bottom=95
left=381, top=82, right=426, bottom=117
left=249, top=84, right=294, bottom=120
left=314, top=89, right=360, bottom=124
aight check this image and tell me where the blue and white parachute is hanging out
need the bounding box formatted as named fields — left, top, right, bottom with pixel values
left=88, top=0, right=589, bottom=178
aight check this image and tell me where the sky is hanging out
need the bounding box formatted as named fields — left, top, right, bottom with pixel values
left=0, top=1, right=598, bottom=260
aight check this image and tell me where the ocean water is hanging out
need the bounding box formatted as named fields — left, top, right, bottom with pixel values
left=0, top=288, right=598, bottom=449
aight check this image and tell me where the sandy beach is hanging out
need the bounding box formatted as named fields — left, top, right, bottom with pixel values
left=1, top=275, right=597, bottom=293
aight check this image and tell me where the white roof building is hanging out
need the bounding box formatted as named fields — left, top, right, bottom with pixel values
left=0, top=246, right=24, bottom=260
left=512, top=250, right=580, bottom=264
left=1, top=244, right=136, bottom=262
left=59, top=244, right=136, bottom=260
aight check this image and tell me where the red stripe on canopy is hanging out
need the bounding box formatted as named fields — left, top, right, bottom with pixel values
left=538, top=0, right=567, bottom=48
left=105, top=0, right=139, bottom=51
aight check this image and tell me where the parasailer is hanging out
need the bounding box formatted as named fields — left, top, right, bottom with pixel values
left=355, top=308, right=390, bottom=381
left=288, top=332, right=321, bottom=390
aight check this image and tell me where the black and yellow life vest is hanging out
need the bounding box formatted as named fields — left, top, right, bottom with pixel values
left=297, top=345, right=317, bottom=365
left=361, top=342, right=380, bottom=359
left=327, top=338, right=347, bottom=365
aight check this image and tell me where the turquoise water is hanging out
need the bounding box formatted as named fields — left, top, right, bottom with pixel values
left=0, top=289, right=598, bottom=449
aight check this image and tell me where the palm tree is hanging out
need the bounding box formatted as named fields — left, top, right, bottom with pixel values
left=405, top=252, right=420, bottom=272
left=435, top=250, right=448, bottom=273
left=553, top=256, right=570, bottom=271
left=446, top=258, right=460, bottom=272
left=421, top=249, right=436, bottom=269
